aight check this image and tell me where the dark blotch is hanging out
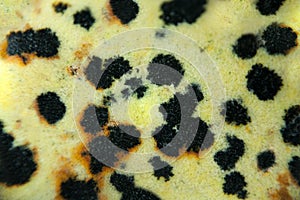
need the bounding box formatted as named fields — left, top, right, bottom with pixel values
left=222, top=99, right=251, bottom=126
left=149, top=156, right=174, bottom=182
left=7, top=28, right=60, bottom=59
left=89, top=154, right=106, bottom=175
left=214, top=135, right=245, bottom=171
left=37, top=92, right=66, bottom=124
left=108, top=125, right=141, bottom=151
left=160, top=0, right=207, bottom=25
left=60, top=178, right=98, bottom=200
left=281, top=105, right=300, bottom=146
left=191, top=83, right=204, bottom=102
left=109, top=0, right=139, bottom=24
left=85, top=56, right=103, bottom=89
left=147, top=54, right=184, bottom=87
left=246, top=63, right=283, bottom=101
left=122, top=188, right=161, bottom=200
left=223, top=171, right=248, bottom=199
left=233, top=34, right=259, bottom=59
left=262, top=23, right=297, bottom=55
left=257, top=150, right=276, bottom=171
left=0, top=121, right=14, bottom=153
left=288, top=156, right=300, bottom=186
left=73, top=8, right=95, bottom=30
left=53, top=2, right=69, bottom=13
left=256, top=0, right=286, bottom=16
left=98, top=57, right=132, bottom=90
left=134, top=86, right=148, bottom=99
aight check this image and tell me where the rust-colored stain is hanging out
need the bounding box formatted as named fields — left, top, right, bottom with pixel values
left=66, top=65, right=79, bottom=76
left=74, top=43, right=92, bottom=60
left=269, top=172, right=293, bottom=200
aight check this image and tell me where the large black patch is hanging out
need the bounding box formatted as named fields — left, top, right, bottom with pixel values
left=109, top=0, right=139, bottom=24
left=73, top=8, right=95, bottom=30
left=256, top=0, right=286, bottom=16
left=281, top=105, right=300, bottom=146
left=222, top=99, right=251, bottom=126
left=257, top=150, right=276, bottom=171
left=288, top=156, right=300, bottom=186
left=223, top=171, right=248, bottom=199
left=233, top=34, right=259, bottom=59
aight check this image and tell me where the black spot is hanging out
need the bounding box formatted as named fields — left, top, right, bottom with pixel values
left=191, top=83, right=204, bottom=102
left=153, top=125, right=178, bottom=151
left=0, top=146, right=37, bottom=186
left=214, top=135, right=245, bottom=171
left=73, top=8, right=95, bottom=30
left=147, top=54, right=185, bottom=87
left=223, top=171, right=248, bottom=199
left=281, top=105, right=300, bottom=146
left=149, top=156, right=174, bottom=182
left=262, top=23, right=297, bottom=55
left=246, top=63, right=283, bottom=101
left=108, top=125, right=141, bottom=151
left=89, top=154, right=106, bottom=175
left=233, top=34, right=259, bottom=59
left=187, top=118, right=212, bottom=153
left=60, top=178, right=98, bottom=200
left=256, top=0, right=286, bottom=16
left=110, top=172, right=161, bottom=200
left=133, top=86, right=148, bottom=99
left=222, top=99, right=251, bottom=126
left=53, top=2, right=69, bottom=13
left=7, top=28, right=60, bottom=59
left=257, top=150, right=276, bottom=171
left=85, top=56, right=103, bottom=89
left=160, top=0, right=207, bottom=25
left=288, top=156, right=300, bottom=186
left=97, top=57, right=132, bottom=90
left=37, top=92, right=66, bottom=124
left=0, top=121, right=14, bottom=153
left=109, top=0, right=139, bottom=24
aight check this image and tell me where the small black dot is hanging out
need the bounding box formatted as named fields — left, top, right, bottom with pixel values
left=108, top=125, right=141, bottom=151
left=288, top=156, right=300, bottom=186
left=53, top=2, right=69, bottom=13
left=246, top=63, right=283, bottom=101
left=149, top=156, right=174, bottom=182
left=262, top=23, right=297, bottom=55
left=133, top=86, right=148, bottom=99
left=222, top=99, right=251, bottom=126
left=160, top=0, right=207, bottom=25
left=281, top=105, right=300, bottom=146
left=147, top=54, right=185, bottom=87
left=60, top=178, right=98, bottom=200
left=37, top=92, right=66, bottom=124
left=257, top=150, right=276, bottom=171
left=97, top=57, right=132, bottom=90
left=256, top=0, right=286, bottom=16
left=223, top=171, right=248, bottom=199
left=0, top=145, right=37, bottom=186
left=233, top=34, right=259, bottom=59
left=214, top=135, right=245, bottom=171
left=7, top=28, right=60, bottom=59
left=109, top=0, right=139, bottom=24
left=73, top=8, right=95, bottom=30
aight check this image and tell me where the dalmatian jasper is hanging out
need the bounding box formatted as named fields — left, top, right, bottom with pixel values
left=0, top=0, right=299, bottom=200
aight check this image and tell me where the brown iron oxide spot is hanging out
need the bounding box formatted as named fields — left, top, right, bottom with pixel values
left=74, top=43, right=92, bottom=60
left=269, top=172, right=293, bottom=200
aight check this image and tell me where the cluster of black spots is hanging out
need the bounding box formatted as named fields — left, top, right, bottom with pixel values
left=223, top=171, right=248, bottom=199
left=191, top=83, right=204, bottom=102
left=147, top=54, right=185, bottom=87
left=262, top=23, right=297, bottom=55
left=108, top=125, right=141, bottom=151
left=53, top=2, right=69, bottom=13
left=280, top=105, right=300, bottom=146
left=89, top=154, right=106, bottom=175
left=160, top=0, right=207, bottom=26
left=7, top=28, right=60, bottom=59
left=256, top=0, right=286, bottom=16
left=187, top=118, right=212, bottom=153
left=246, top=64, right=283, bottom=101
left=110, top=172, right=161, bottom=200
left=149, top=156, right=174, bottom=182
left=214, top=135, right=245, bottom=171
left=257, top=150, right=276, bottom=171
left=98, top=57, right=132, bottom=90
left=73, top=8, right=95, bottom=30
left=109, top=0, right=139, bottom=24
left=222, top=99, right=251, bottom=126
left=0, top=121, right=37, bottom=186
left=133, top=85, right=148, bottom=99
left=85, top=56, right=103, bottom=89
left=233, top=34, right=259, bottom=59
left=288, top=156, right=300, bottom=186
left=37, top=92, right=66, bottom=124
left=60, top=178, right=98, bottom=200
left=80, top=105, right=108, bottom=135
